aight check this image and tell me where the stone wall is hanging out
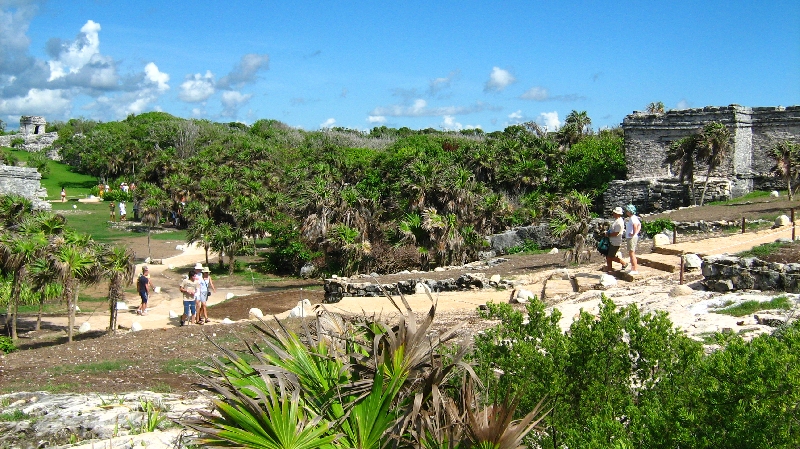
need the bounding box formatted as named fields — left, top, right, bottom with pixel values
left=0, top=115, right=60, bottom=157
left=0, top=165, right=51, bottom=210
left=614, top=105, right=800, bottom=214
left=602, top=178, right=731, bottom=215
left=702, top=254, right=800, bottom=293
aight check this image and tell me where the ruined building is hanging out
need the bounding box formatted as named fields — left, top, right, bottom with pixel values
left=0, top=115, right=60, bottom=155
left=603, top=105, right=800, bottom=214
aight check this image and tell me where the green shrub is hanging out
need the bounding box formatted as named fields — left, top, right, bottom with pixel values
left=737, top=241, right=795, bottom=258
left=712, top=295, right=792, bottom=317
left=102, top=189, right=132, bottom=203
left=0, top=336, right=16, bottom=354
left=641, top=218, right=674, bottom=236
left=505, top=239, right=544, bottom=254
left=10, top=137, right=24, bottom=148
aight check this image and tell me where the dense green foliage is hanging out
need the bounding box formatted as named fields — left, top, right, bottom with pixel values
left=51, top=112, right=625, bottom=275
left=472, top=297, right=800, bottom=448
left=641, top=218, right=675, bottom=236
left=0, top=335, right=16, bottom=353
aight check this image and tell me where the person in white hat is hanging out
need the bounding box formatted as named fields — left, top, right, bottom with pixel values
left=603, top=206, right=629, bottom=272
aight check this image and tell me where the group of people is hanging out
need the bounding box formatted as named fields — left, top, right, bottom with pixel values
left=135, top=263, right=217, bottom=325
left=108, top=201, right=127, bottom=221
left=178, top=263, right=216, bottom=326
left=604, top=204, right=641, bottom=275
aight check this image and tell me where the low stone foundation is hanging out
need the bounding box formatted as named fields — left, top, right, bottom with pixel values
left=702, top=255, right=800, bottom=293
left=603, top=178, right=732, bottom=215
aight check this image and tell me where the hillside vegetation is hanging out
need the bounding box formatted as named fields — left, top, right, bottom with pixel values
left=50, top=112, right=624, bottom=276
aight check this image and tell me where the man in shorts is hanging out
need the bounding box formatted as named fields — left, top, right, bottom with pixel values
left=179, top=269, right=199, bottom=326
left=137, top=266, right=151, bottom=315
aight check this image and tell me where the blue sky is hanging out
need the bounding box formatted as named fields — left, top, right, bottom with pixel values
left=1, top=0, right=798, bottom=132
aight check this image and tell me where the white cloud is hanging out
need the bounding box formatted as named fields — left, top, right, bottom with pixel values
left=428, top=70, right=459, bottom=96
left=508, top=110, right=523, bottom=121
left=144, top=62, right=169, bottom=92
left=367, top=115, right=386, bottom=124
left=179, top=71, right=215, bottom=102
left=537, top=111, right=561, bottom=131
left=47, top=20, right=102, bottom=81
left=371, top=99, right=494, bottom=117
left=484, top=67, right=515, bottom=92
left=220, top=90, right=252, bottom=117
left=217, top=53, right=269, bottom=89
left=0, top=88, right=71, bottom=116
left=676, top=99, right=691, bottom=109
left=320, top=118, right=336, bottom=128
left=442, top=115, right=462, bottom=130
left=521, top=86, right=549, bottom=101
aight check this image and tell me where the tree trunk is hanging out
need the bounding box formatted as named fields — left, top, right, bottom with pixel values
left=36, top=292, right=44, bottom=331
left=108, top=294, right=118, bottom=335
left=699, top=166, right=713, bottom=207
left=10, top=271, right=21, bottom=340
left=788, top=178, right=794, bottom=201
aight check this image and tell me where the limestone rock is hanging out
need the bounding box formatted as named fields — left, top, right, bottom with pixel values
left=168, top=310, right=179, bottom=319
left=434, top=267, right=446, bottom=272
left=78, top=322, right=91, bottom=333
left=770, top=190, right=780, bottom=197
left=490, top=274, right=501, bottom=283
left=289, top=299, right=312, bottom=318
left=548, top=247, right=559, bottom=254
left=775, top=215, right=791, bottom=227
left=249, top=308, right=264, bottom=319
left=683, top=254, right=703, bottom=269
left=600, top=274, right=617, bottom=288
left=300, top=262, right=316, bottom=279
left=669, top=285, right=694, bottom=297
left=512, top=289, right=536, bottom=304
left=115, top=301, right=128, bottom=310
left=226, top=292, right=235, bottom=300
left=653, top=233, right=671, bottom=247
left=222, top=318, right=234, bottom=324
left=131, top=322, right=143, bottom=332
left=415, top=283, right=431, bottom=294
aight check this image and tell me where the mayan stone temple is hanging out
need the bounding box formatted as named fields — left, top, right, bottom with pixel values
left=603, top=105, right=800, bottom=214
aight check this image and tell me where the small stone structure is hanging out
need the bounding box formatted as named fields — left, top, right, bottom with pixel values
left=604, top=105, right=800, bottom=214
left=702, top=254, right=800, bottom=293
left=0, top=115, right=60, bottom=156
left=0, top=165, right=51, bottom=210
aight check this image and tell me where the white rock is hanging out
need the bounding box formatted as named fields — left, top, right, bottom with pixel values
left=225, top=293, right=235, bottom=300
left=600, top=274, right=617, bottom=287
left=288, top=299, right=312, bottom=318
left=775, top=215, right=791, bottom=227
left=515, top=289, right=535, bottom=304
left=78, top=322, right=91, bottom=333
left=169, top=310, right=179, bottom=319
left=683, top=253, right=703, bottom=269
left=175, top=244, right=185, bottom=251
left=222, top=318, right=234, bottom=324
left=131, top=322, right=143, bottom=332
left=249, top=308, right=264, bottom=319
left=115, top=301, right=128, bottom=310
left=669, top=285, right=694, bottom=297
left=415, top=282, right=431, bottom=294
left=434, top=267, right=446, bottom=272
left=770, top=190, right=780, bottom=197
left=154, top=286, right=161, bottom=293
left=653, top=233, right=671, bottom=247
left=144, top=257, right=151, bottom=264
left=490, top=274, right=501, bottom=283
left=168, top=264, right=175, bottom=270
left=548, top=247, right=559, bottom=254
left=74, top=305, right=80, bottom=313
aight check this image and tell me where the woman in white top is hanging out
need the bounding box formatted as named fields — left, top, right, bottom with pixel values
left=624, top=204, right=641, bottom=275
left=604, top=206, right=629, bottom=272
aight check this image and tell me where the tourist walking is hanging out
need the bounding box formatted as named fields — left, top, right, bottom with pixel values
left=109, top=201, right=116, bottom=221
left=197, top=266, right=216, bottom=324
left=624, top=204, right=641, bottom=275
left=136, top=266, right=151, bottom=315
left=603, top=206, right=628, bottom=272
left=119, top=201, right=127, bottom=221
left=60, top=188, right=66, bottom=202
left=179, top=269, right=199, bottom=326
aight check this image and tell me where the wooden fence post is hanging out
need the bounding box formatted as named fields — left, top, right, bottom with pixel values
left=792, top=208, right=796, bottom=241
left=679, top=254, right=685, bottom=285
left=741, top=217, right=746, bottom=234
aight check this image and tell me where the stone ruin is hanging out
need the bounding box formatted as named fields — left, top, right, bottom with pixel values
left=603, top=105, right=800, bottom=214
left=0, top=115, right=60, bottom=157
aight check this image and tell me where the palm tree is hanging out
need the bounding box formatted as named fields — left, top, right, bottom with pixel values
left=0, top=230, right=47, bottom=339
left=769, top=141, right=800, bottom=200
left=697, top=122, right=731, bottom=206
left=665, top=135, right=702, bottom=205
left=27, top=258, right=63, bottom=331
left=49, top=232, right=102, bottom=342
left=99, top=245, right=135, bottom=334
left=646, top=101, right=665, bottom=114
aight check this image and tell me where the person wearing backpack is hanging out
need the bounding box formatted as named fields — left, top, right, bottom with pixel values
left=136, top=266, right=151, bottom=315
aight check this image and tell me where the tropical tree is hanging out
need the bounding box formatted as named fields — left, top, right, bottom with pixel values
left=696, top=122, right=731, bottom=206
left=0, top=230, right=47, bottom=339
left=646, top=101, right=665, bottom=114
left=49, top=232, right=102, bottom=342
left=665, top=135, right=702, bottom=205
left=99, top=245, right=135, bottom=334
left=769, top=140, right=800, bottom=200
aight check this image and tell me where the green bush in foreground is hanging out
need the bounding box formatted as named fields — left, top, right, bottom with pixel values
left=0, top=336, right=16, bottom=353
left=472, top=296, right=800, bottom=448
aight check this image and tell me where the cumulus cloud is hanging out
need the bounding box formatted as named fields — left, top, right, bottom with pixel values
left=217, top=53, right=269, bottom=89
left=179, top=71, right=215, bottom=102
left=0, top=88, right=71, bottom=117
left=371, top=99, right=496, bottom=117
left=537, top=111, right=561, bottom=131
left=521, top=86, right=585, bottom=102
left=676, top=99, right=691, bottom=109
left=144, top=62, right=169, bottom=92
left=428, top=70, right=459, bottom=96
left=508, top=110, right=524, bottom=122
left=221, top=90, right=252, bottom=117
left=0, top=1, right=39, bottom=76
left=47, top=20, right=102, bottom=81
left=320, top=118, right=336, bottom=128
left=484, top=67, right=515, bottom=92
left=367, top=115, right=386, bottom=124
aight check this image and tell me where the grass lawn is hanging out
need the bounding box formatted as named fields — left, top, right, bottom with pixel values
left=8, top=149, right=98, bottom=201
